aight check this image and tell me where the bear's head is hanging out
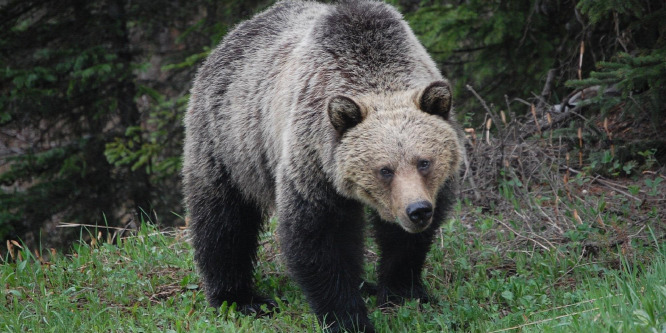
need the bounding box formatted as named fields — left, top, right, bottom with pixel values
left=329, top=81, right=463, bottom=233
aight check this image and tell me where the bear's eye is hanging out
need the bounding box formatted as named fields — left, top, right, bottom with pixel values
left=417, top=159, right=431, bottom=172
left=379, top=167, right=394, bottom=179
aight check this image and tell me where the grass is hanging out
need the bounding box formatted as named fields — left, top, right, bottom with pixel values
left=2, top=208, right=664, bottom=332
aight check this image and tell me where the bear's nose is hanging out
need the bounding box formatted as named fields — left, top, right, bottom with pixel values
left=406, top=201, right=433, bottom=225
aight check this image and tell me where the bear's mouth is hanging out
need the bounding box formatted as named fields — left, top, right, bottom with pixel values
left=395, top=215, right=432, bottom=234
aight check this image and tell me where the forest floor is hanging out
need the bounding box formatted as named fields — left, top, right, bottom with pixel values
left=2, top=110, right=666, bottom=332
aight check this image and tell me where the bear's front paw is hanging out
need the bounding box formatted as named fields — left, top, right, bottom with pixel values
left=237, top=296, right=280, bottom=317
left=377, top=283, right=430, bottom=308
left=214, top=295, right=280, bottom=317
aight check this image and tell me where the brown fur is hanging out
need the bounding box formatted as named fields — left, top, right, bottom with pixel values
left=333, top=89, right=462, bottom=232
left=183, top=1, right=464, bottom=331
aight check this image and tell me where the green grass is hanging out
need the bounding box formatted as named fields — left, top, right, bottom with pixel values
left=1, top=217, right=664, bottom=332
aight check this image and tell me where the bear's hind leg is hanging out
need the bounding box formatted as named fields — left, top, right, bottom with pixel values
left=186, top=171, right=276, bottom=315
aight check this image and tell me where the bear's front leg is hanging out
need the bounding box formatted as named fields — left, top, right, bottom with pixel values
left=371, top=182, right=455, bottom=308
left=371, top=215, right=436, bottom=307
left=278, top=187, right=374, bottom=333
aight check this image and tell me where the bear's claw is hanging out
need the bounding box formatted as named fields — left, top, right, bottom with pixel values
left=377, top=284, right=431, bottom=308
left=236, top=296, right=280, bottom=317
left=360, top=280, right=378, bottom=296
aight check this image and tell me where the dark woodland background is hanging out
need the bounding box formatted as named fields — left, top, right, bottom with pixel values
left=1, top=0, right=664, bottom=251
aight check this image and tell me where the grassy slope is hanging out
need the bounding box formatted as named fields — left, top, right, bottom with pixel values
left=2, top=213, right=665, bottom=333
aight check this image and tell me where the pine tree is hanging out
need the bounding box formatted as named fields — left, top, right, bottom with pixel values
left=394, top=0, right=665, bottom=122
left=1, top=0, right=147, bottom=246
left=0, top=0, right=276, bottom=249
left=567, top=0, right=666, bottom=118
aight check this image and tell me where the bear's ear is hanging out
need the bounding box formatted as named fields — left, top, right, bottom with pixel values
left=418, top=81, right=452, bottom=120
left=328, top=95, right=364, bottom=135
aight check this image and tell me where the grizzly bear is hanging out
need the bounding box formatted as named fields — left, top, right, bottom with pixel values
left=183, top=1, right=464, bottom=332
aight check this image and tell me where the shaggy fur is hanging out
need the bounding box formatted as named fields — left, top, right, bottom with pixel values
left=183, top=1, right=464, bottom=332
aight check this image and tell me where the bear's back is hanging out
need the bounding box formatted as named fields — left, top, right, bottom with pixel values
left=308, top=1, right=440, bottom=92
left=185, top=1, right=329, bottom=208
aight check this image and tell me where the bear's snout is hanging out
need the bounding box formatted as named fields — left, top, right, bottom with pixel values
left=406, top=200, right=433, bottom=227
